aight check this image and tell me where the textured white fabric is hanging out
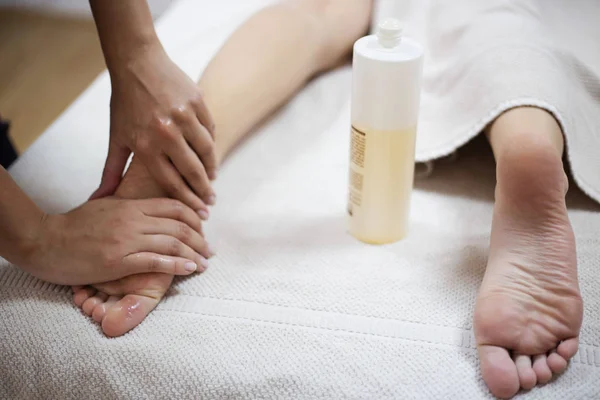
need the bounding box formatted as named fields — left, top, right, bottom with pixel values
left=1, top=1, right=600, bottom=399
left=374, top=0, right=600, bottom=203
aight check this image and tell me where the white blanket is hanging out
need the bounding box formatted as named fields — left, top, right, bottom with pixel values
left=374, top=0, right=600, bottom=203
left=1, top=1, right=600, bottom=399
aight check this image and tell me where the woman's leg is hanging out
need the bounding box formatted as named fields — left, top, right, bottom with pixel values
left=72, top=0, right=373, bottom=337
left=200, top=0, right=373, bottom=161
left=475, top=107, right=583, bottom=398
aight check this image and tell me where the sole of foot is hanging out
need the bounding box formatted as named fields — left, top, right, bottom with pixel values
left=475, top=125, right=583, bottom=398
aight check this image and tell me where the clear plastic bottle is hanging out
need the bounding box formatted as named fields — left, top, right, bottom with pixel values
left=347, top=18, right=424, bottom=244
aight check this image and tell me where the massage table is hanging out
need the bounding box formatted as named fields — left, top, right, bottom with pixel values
left=2, top=1, right=600, bottom=398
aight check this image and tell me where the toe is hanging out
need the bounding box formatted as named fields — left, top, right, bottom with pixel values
left=557, top=338, right=579, bottom=360
left=72, top=286, right=84, bottom=293
left=547, top=350, right=568, bottom=374
left=73, top=287, right=96, bottom=307
left=514, top=354, right=537, bottom=390
left=82, top=292, right=108, bottom=315
left=101, top=294, right=160, bottom=337
left=478, top=345, right=520, bottom=399
left=532, top=354, right=553, bottom=384
left=92, top=295, right=119, bottom=323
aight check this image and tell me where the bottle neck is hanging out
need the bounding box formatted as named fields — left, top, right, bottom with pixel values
left=376, top=18, right=403, bottom=49
left=378, top=36, right=401, bottom=48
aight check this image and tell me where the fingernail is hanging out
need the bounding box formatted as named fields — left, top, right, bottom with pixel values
left=184, top=262, right=197, bottom=272
left=206, top=195, right=216, bottom=206
left=198, top=209, right=209, bottom=220
left=199, top=257, right=209, bottom=270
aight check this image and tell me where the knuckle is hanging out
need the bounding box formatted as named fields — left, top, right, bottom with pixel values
left=176, top=223, right=192, bottom=241
left=198, top=141, right=215, bottom=158
left=135, top=137, right=152, bottom=153
left=170, top=104, right=190, bottom=121
left=151, top=115, right=176, bottom=140
left=170, top=198, right=185, bottom=208
left=105, top=232, right=122, bottom=247
left=166, top=181, right=184, bottom=196
left=163, top=198, right=183, bottom=210
left=186, top=168, right=204, bottom=183
left=172, top=201, right=187, bottom=219
left=134, top=135, right=152, bottom=153
left=104, top=254, right=118, bottom=269
left=103, top=250, right=122, bottom=270
left=148, top=257, right=162, bottom=273
left=169, top=238, right=183, bottom=256
left=155, top=197, right=172, bottom=209
left=190, top=91, right=204, bottom=106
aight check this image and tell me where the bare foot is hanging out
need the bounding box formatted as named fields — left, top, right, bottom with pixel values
left=475, top=126, right=583, bottom=398
left=72, top=160, right=211, bottom=337
left=72, top=272, right=175, bottom=337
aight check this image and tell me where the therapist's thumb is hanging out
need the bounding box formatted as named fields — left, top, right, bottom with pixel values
left=90, top=142, right=131, bottom=200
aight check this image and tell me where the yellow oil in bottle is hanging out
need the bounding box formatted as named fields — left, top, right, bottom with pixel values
left=347, top=124, right=417, bottom=244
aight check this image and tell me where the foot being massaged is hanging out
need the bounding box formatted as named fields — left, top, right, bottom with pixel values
left=1, top=1, right=598, bottom=398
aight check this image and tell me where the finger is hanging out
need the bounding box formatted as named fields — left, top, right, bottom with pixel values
left=192, top=92, right=216, bottom=138
left=144, top=217, right=212, bottom=258
left=90, top=141, right=131, bottom=200
left=168, top=136, right=216, bottom=206
left=136, top=198, right=205, bottom=232
left=121, top=252, right=208, bottom=276
left=141, top=154, right=208, bottom=214
left=184, top=118, right=218, bottom=181
left=145, top=234, right=210, bottom=267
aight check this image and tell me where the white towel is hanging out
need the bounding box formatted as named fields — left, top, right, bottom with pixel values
left=1, top=1, right=599, bottom=399
left=374, top=0, right=600, bottom=203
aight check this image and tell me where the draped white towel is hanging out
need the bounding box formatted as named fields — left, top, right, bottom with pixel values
left=1, top=1, right=599, bottom=398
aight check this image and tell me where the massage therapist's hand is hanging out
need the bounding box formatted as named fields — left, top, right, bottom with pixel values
left=89, top=1, right=216, bottom=214
left=90, top=45, right=217, bottom=213
left=20, top=198, right=211, bottom=286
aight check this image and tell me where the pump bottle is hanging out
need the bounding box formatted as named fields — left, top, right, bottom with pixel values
left=347, top=18, right=424, bottom=244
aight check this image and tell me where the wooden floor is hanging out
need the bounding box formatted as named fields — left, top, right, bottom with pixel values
left=0, top=9, right=105, bottom=153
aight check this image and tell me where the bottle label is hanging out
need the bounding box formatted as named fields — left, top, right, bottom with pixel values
left=348, top=125, right=366, bottom=216
left=346, top=124, right=417, bottom=243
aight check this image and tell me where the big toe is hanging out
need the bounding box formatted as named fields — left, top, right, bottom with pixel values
left=478, top=345, right=520, bottom=399
left=101, top=294, right=160, bottom=337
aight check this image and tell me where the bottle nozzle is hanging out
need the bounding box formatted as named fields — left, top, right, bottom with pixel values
left=377, top=18, right=403, bottom=48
